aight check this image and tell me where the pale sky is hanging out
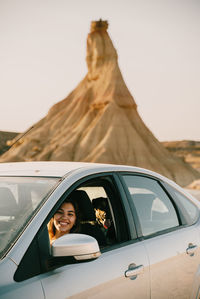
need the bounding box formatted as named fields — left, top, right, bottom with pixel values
left=0, top=0, right=200, bottom=141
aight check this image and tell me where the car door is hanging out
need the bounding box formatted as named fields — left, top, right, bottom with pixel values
left=39, top=174, right=150, bottom=299
left=121, top=173, right=200, bottom=299
left=40, top=242, right=149, bottom=299
left=142, top=225, right=200, bottom=299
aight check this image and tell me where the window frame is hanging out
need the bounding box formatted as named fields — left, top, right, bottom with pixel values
left=74, top=175, right=128, bottom=244
left=14, top=171, right=134, bottom=281
left=161, top=180, right=200, bottom=226
left=118, top=172, right=189, bottom=240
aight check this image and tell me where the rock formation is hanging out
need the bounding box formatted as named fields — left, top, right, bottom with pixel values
left=0, top=131, right=19, bottom=155
left=162, top=140, right=200, bottom=172
left=1, top=20, right=199, bottom=186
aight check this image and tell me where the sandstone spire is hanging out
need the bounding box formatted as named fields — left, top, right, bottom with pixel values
left=1, top=20, right=199, bottom=186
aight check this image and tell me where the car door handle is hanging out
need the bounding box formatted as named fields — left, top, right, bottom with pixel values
left=186, top=243, right=198, bottom=256
left=125, top=264, right=144, bottom=278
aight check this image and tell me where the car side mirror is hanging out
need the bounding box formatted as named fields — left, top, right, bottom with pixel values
left=51, top=233, right=101, bottom=261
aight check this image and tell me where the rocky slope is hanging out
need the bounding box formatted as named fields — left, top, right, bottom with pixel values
left=0, top=20, right=199, bottom=187
left=0, top=131, right=19, bottom=155
left=163, top=140, right=200, bottom=171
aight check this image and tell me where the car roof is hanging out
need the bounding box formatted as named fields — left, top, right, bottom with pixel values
left=0, top=161, right=155, bottom=178
left=0, top=161, right=193, bottom=205
left=0, top=161, right=97, bottom=177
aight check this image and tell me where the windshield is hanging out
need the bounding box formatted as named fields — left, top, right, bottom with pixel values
left=0, top=176, right=60, bottom=258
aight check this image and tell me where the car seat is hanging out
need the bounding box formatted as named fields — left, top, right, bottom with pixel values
left=0, top=187, right=18, bottom=217
left=132, top=193, right=156, bottom=236
left=92, top=197, right=116, bottom=245
left=69, top=190, right=107, bottom=246
left=0, top=187, right=18, bottom=238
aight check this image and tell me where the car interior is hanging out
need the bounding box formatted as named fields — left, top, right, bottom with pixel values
left=4, top=176, right=129, bottom=281
left=132, top=192, right=179, bottom=236
left=0, top=187, right=18, bottom=241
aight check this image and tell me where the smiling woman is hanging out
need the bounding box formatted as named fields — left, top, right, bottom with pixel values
left=48, top=197, right=81, bottom=244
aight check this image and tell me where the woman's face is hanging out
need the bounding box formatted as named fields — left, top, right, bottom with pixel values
left=53, top=202, right=76, bottom=235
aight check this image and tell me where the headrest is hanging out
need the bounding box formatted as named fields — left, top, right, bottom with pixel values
left=92, top=197, right=107, bottom=210
left=68, top=190, right=96, bottom=221
left=0, top=187, right=18, bottom=216
left=92, top=197, right=111, bottom=218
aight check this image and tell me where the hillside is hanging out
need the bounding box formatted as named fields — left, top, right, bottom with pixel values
left=0, top=20, right=199, bottom=187
left=162, top=140, right=200, bottom=172
left=0, top=131, right=19, bottom=155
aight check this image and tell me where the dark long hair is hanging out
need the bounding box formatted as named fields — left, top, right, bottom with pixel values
left=48, top=195, right=81, bottom=243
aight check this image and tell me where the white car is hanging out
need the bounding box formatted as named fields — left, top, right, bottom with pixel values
left=0, top=161, right=200, bottom=299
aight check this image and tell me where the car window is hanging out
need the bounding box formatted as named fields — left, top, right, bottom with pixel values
left=122, top=175, right=179, bottom=237
left=15, top=175, right=129, bottom=282
left=163, top=183, right=199, bottom=225
left=0, top=176, right=59, bottom=259
left=47, top=176, right=129, bottom=249
left=77, top=185, right=116, bottom=246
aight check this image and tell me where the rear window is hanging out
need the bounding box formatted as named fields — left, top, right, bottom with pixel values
left=165, top=184, right=200, bottom=225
